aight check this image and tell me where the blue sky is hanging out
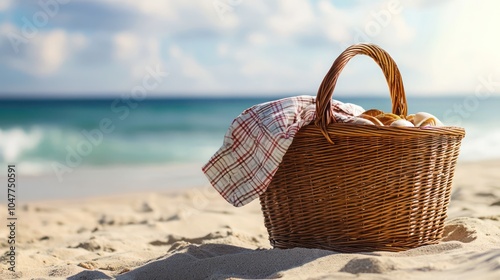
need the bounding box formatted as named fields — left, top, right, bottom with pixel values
left=0, top=0, right=499, bottom=97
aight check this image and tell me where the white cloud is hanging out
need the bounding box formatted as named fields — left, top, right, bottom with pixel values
left=425, top=0, right=500, bottom=93
left=115, top=35, right=163, bottom=81
left=101, top=0, right=239, bottom=33
left=41, top=31, right=67, bottom=71
left=0, top=26, right=90, bottom=78
left=8, top=29, right=69, bottom=76
left=0, top=22, right=17, bottom=36
left=113, top=32, right=140, bottom=61
left=268, top=0, right=315, bottom=37
left=407, top=0, right=453, bottom=9
left=169, top=45, right=182, bottom=58
left=131, top=37, right=162, bottom=80
left=0, top=0, right=11, bottom=12
left=104, top=0, right=176, bottom=20
left=71, top=33, right=88, bottom=50
left=131, top=2, right=176, bottom=18
left=228, top=44, right=323, bottom=93
left=217, top=43, right=229, bottom=57
left=317, top=1, right=353, bottom=43
left=247, top=33, right=267, bottom=46
left=390, top=17, right=416, bottom=44
left=169, top=45, right=213, bottom=82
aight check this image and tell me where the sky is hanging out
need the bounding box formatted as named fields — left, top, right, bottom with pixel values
left=0, top=0, right=499, bottom=98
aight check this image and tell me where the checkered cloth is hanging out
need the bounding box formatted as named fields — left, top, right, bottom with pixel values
left=202, top=95, right=364, bottom=207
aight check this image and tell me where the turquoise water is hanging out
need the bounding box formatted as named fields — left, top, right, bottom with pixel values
left=1, top=95, right=499, bottom=175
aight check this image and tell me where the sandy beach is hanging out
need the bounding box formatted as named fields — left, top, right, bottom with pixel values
left=1, top=160, right=499, bottom=279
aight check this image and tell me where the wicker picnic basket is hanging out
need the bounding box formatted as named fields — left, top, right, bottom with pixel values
left=259, top=43, right=466, bottom=252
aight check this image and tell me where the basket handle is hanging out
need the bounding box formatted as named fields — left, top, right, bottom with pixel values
left=315, top=43, right=407, bottom=144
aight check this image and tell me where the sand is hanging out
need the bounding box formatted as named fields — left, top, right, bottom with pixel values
left=1, top=160, right=499, bottom=279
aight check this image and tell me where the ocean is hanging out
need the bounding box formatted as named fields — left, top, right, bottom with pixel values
left=1, top=95, right=500, bottom=177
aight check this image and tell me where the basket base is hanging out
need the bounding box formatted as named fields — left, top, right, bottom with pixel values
left=269, top=238, right=441, bottom=253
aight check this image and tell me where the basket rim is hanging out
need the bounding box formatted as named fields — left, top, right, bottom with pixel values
left=301, top=122, right=466, bottom=138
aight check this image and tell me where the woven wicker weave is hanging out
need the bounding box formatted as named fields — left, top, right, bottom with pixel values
left=259, top=43, right=466, bottom=252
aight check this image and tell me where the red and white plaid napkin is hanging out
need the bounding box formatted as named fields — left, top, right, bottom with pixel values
left=202, top=95, right=364, bottom=207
